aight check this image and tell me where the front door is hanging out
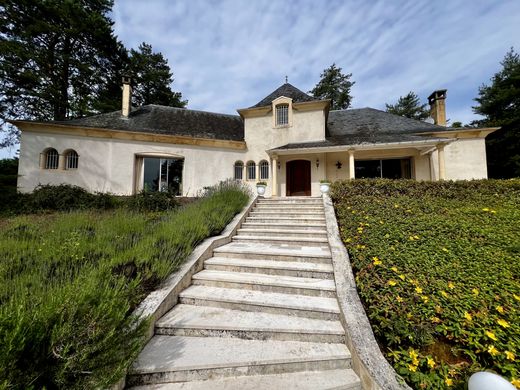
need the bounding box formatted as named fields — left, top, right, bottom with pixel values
left=287, top=160, right=311, bottom=196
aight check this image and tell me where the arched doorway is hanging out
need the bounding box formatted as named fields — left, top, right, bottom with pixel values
left=287, top=160, right=311, bottom=196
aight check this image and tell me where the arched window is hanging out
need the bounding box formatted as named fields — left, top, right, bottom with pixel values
left=259, top=160, right=269, bottom=180
left=275, top=104, right=289, bottom=126
left=246, top=161, right=256, bottom=180
left=43, top=148, right=59, bottom=169
left=234, top=161, right=244, bottom=180
left=65, top=149, right=79, bottom=169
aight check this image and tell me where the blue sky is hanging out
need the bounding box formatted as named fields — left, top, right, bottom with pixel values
left=2, top=0, right=520, bottom=158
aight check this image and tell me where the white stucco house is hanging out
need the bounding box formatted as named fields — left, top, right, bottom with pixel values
left=12, top=79, right=498, bottom=197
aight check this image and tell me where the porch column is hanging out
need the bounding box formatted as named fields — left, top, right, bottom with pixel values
left=255, top=163, right=260, bottom=183
left=428, top=152, right=435, bottom=181
left=437, top=145, right=446, bottom=180
left=348, top=150, right=355, bottom=180
left=272, top=156, right=278, bottom=196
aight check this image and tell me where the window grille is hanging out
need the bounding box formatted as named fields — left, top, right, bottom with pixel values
left=259, top=160, right=269, bottom=180
left=276, top=104, right=289, bottom=126
left=234, top=161, right=244, bottom=180
left=65, top=150, right=79, bottom=169
left=44, top=149, right=59, bottom=169
left=247, top=161, right=256, bottom=180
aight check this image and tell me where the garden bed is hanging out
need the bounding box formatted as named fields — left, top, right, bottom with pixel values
left=0, top=181, right=250, bottom=389
left=331, top=179, right=520, bottom=389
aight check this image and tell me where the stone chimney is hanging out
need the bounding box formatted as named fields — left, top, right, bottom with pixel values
left=122, top=75, right=132, bottom=117
left=428, top=89, right=447, bottom=126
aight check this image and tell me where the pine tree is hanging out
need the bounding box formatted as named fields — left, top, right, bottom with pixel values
left=385, top=92, right=429, bottom=120
left=473, top=48, right=520, bottom=178
left=128, top=43, right=187, bottom=108
left=309, top=63, right=355, bottom=110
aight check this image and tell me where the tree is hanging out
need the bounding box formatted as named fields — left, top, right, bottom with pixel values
left=385, top=92, right=429, bottom=120
left=128, top=43, right=187, bottom=108
left=0, top=0, right=124, bottom=146
left=309, top=63, right=354, bottom=110
left=473, top=48, right=520, bottom=178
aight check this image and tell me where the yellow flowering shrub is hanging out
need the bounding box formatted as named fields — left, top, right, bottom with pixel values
left=332, top=179, right=520, bottom=389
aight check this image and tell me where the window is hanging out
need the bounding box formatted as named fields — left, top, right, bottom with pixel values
left=143, top=157, right=184, bottom=195
left=246, top=161, right=256, bottom=180
left=259, top=160, right=269, bottom=180
left=43, top=148, right=59, bottom=169
left=234, top=161, right=244, bottom=180
left=65, top=150, right=79, bottom=169
left=275, top=104, right=289, bottom=126
left=355, top=158, right=412, bottom=179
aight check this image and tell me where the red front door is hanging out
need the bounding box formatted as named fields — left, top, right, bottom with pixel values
left=287, top=160, right=311, bottom=196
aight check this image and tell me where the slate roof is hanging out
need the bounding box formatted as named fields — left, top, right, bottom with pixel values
left=270, top=108, right=452, bottom=151
left=53, top=104, right=244, bottom=142
left=250, top=83, right=320, bottom=108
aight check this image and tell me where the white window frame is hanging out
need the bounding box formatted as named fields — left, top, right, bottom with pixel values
left=234, top=161, right=244, bottom=180
left=65, top=150, right=79, bottom=170
left=44, top=148, right=59, bottom=169
left=259, top=160, right=269, bottom=180
left=246, top=161, right=256, bottom=180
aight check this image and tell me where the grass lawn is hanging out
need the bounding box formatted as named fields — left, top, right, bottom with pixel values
left=0, top=182, right=250, bottom=389
left=331, top=179, right=520, bottom=389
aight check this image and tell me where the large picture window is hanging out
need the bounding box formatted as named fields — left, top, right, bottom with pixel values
left=355, top=158, right=411, bottom=179
left=143, top=157, right=184, bottom=195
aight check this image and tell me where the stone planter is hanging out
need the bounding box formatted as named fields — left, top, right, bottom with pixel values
left=320, top=182, right=331, bottom=194
left=256, top=184, right=267, bottom=196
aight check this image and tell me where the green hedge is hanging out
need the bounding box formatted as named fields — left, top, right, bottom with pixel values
left=331, top=179, right=520, bottom=389
left=0, top=181, right=250, bottom=389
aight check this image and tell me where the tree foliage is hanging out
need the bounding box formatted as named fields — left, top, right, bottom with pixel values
left=0, top=1, right=186, bottom=148
left=473, top=48, right=520, bottom=178
left=385, top=91, right=429, bottom=121
left=129, top=43, right=186, bottom=108
left=309, top=63, right=354, bottom=110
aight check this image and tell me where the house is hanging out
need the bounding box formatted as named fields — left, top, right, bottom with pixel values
left=12, top=79, right=499, bottom=197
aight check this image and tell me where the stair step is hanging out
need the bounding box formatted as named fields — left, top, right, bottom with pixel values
left=237, top=228, right=327, bottom=238
left=205, top=257, right=333, bottom=278
left=258, top=198, right=322, bottom=203
left=128, top=336, right=351, bottom=386
left=254, top=205, right=324, bottom=210
left=241, top=222, right=327, bottom=231
left=192, top=270, right=336, bottom=297
left=233, top=235, right=329, bottom=247
left=128, top=368, right=361, bottom=390
left=155, top=304, right=344, bottom=343
left=214, top=242, right=331, bottom=263
left=179, top=286, right=340, bottom=320
left=250, top=211, right=324, bottom=217
left=246, top=217, right=326, bottom=224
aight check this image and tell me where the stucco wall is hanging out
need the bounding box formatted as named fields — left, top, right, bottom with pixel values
left=444, top=138, right=488, bottom=179
left=18, top=130, right=245, bottom=195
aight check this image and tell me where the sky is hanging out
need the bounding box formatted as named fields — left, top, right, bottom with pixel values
left=2, top=0, right=520, bottom=158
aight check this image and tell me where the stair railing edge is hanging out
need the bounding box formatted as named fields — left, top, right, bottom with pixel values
left=322, top=194, right=412, bottom=390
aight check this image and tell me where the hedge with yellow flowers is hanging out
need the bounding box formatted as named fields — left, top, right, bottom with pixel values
left=331, top=179, right=520, bottom=389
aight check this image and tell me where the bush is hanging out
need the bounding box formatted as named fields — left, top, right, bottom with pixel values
left=124, top=190, right=179, bottom=212
left=0, top=182, right=250, bottom=388
left=331, top=179, right=520, bottom=389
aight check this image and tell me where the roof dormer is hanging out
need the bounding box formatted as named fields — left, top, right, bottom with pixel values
left=272, top=96, right=293, bottom=128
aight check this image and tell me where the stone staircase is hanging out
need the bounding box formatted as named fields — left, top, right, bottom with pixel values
left=127, top=197, right=361, bottom=389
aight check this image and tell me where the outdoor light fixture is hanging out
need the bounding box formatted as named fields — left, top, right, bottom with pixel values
left=336, top=161, right=343, bottom=169
left=277, top=161, right=281, bottom=170
left=468, top=372, right=515, bottom=390
left=316, top=159, right=320, bottom=168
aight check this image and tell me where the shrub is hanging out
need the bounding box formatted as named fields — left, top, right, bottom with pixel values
left=331, top=179, right=520, bottom=389
left=0, top=182, right=250, bottom=388
left=124, top=190, right=179, bottom=212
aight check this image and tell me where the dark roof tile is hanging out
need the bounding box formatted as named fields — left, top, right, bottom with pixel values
left=250, top=83, right=319, bottom=108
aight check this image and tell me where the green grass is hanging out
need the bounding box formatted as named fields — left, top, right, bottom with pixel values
left=0, top=181, right=250, bottom=389
left=331, top=179, right=520, bottom=390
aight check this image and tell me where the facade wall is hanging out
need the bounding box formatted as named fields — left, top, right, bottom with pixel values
left=18, top=130, right=245, bottom=195
left=444, top=138, right=488, bottom=180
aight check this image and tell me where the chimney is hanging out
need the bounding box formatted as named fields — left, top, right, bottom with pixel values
left=122, top=75, right=132, bottom=117
left=428, top=89, right=447, bottom=126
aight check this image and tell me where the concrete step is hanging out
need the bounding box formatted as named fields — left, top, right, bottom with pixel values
left=233, top=235, right=329, bottom=247
left=250, top=211, right=324, bottom=217
left=192, top=270, right=336, bottom=297
left=241, top=222, right=327, bottom=231
left=246, top=217, right=326, bottom=224
left=179, top=286, right=340, bottom=320
left=204, top=257, right=334, bottom=279
left=214, top=242, right=332, bottom=263
left=128, top=336, right=351, bottom=386
left=128, top=368, right=361, bottom=390
left=155, top=304, right=345, bottom=343
left=258, top=197, right=322, bottom=203
left=254, top=205, right=324, bottom=211
left=237, top=228, right=327, bottom=238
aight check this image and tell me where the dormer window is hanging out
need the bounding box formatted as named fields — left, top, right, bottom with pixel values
left=275, top=104, right=289, bottom=126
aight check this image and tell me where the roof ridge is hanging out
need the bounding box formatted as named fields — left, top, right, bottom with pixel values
left=143, top=104, right=240, bottom=118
